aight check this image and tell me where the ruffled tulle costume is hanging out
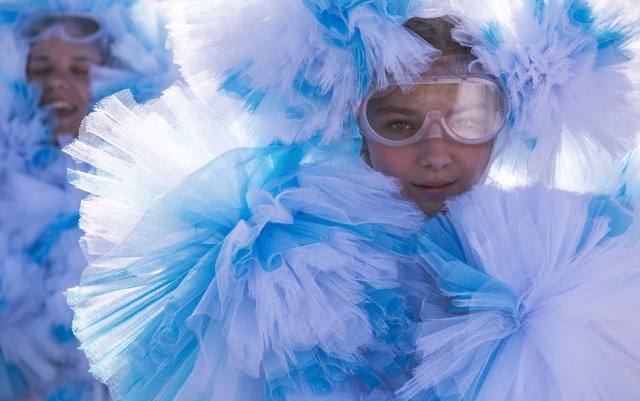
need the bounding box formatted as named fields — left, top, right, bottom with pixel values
left=0, top=62, right=67, bottom=401
left=397, top=184, right=640, bottom=401
left=67, top=124, right=426, bottom=400
left=0, top=1, right=179, bottom=400
left=63, top=0, right=640, bottom=401
left=63, top=1, right=443, bottom=399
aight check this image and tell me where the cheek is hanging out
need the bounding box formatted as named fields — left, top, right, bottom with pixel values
left=69, top=79, right=93, bottom=108
left=368, top=143, right=413, bottom=181
left=75, top=80, right=92, bottom=101
left=458, top=143, right=493, bottom=184
left=27, top=75, right=46, bottom=89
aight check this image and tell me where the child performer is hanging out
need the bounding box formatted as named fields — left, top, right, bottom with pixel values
left=63, top=1, right=442, bottom=399
left=0, top=1, right=179, bottom=400
left=382, top=3, right=640, bottom=400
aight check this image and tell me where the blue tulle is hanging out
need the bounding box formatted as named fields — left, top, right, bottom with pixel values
left=42, top=381, right=97, bottom=401
left=29, top=212, right=80, bottom=263
left=0, top=351, right=27, bottom=401
left=67, top=139, right=424, bottom=401
left=398, top=185, right=640, bottom=401
left=564, top=0, right=633, bottom=66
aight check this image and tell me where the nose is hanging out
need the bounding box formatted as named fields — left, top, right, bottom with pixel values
left=43, top=71, right=70, bottom=91
left=418, top=121, right=453, bottom=170
left=423, top=113, right=446, bottom=140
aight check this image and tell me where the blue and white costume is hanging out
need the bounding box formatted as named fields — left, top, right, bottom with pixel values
left=398, top=185, right=640, bottom=401
left=395, top=2, right=640, bottom=399
left=396, top=1, right=640, bottom=399
left=63, top=0, right=640, bottom=400
left=0, top=1, right=178, bottom=400
left=65, top=2, right=436, bottom=399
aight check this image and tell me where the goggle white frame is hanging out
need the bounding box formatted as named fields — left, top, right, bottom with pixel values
left=358, top=76, right=509, bottom=147
left=16, top=12, right=106, bottom=45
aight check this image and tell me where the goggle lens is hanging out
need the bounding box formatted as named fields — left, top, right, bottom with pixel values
left=18, top=14, right=103, bottom=44
left=361, top=79, right=507, bottom=146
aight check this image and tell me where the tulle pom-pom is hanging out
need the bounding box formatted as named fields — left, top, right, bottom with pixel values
left=67, top=137, right=424, bottom=400
left=65, top=85, right=241, bottom=258
left=398, top=184, right=640, bottom=401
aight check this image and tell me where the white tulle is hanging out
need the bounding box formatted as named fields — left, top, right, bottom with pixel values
left=166, top=0, right=438, bottom=144
left=398, top=184, right=640, bottom=401
left=65, top=85, right=241, bottom=258
left=445, top=0, right=640, bottom=186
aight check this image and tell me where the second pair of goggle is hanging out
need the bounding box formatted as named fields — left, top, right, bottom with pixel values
left=15, top=12, right=106, bottom=45
left=359, top=68, right=509, bottom=147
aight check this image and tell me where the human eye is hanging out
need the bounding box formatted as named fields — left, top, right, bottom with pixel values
left=449, top=118, right=482, bottom=129
left=71, top=65, right=91, bottom=76
left=447, top=108, right=489, bottom=134
left=378, top=118, right=420, bottom=140
left=389, top=120, right=413, bottom=131
left=27, top=63, right=52, bottom=76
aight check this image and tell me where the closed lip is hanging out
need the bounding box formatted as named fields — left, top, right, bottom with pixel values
left=412, top=180, right=456, bottom=197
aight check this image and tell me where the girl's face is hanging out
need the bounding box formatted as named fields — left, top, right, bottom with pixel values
left=27, top=36, right=103, bottom=142
left=362, top=77, right=499, bottom=216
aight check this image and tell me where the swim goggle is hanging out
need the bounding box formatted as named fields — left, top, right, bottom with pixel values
left=16, top=12, right=105, bottom=45
left=359, top=74, right=508, bottom=146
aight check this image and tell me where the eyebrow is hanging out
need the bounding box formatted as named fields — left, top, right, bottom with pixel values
left=369, top=106, right=424, bottom=117
left=450, top=103, right=493, bottom=115
left=28, top=55, right=102, bottom=63
left=74, top=55, right=102, bottom=62
left=28, top=55, right=51, bottom=62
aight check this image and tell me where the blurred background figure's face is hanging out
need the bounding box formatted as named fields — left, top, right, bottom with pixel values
left=27, top=36, right=102, bottom=142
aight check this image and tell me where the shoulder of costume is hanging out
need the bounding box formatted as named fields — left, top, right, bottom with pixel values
left=399, top=182, right=640, bottom=400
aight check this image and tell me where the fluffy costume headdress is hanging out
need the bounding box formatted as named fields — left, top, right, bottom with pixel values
left=166, top=0, right=438, bottom=145
left=446, top=0, right=640, bottom=185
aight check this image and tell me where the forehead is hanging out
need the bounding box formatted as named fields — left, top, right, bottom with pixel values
left=28, top=36, right=102, bottom=62
left=369, top=82, right=493, bottom=108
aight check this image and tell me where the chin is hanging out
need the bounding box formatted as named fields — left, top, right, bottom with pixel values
left=53, top=127, right=78, bottom=142
left=55, top=122, right=81, bottom=136
left=418, top=200, right=445, bottom=217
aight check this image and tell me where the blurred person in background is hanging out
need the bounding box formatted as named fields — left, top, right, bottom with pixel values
left=0, top=1, right=179, bottom=400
